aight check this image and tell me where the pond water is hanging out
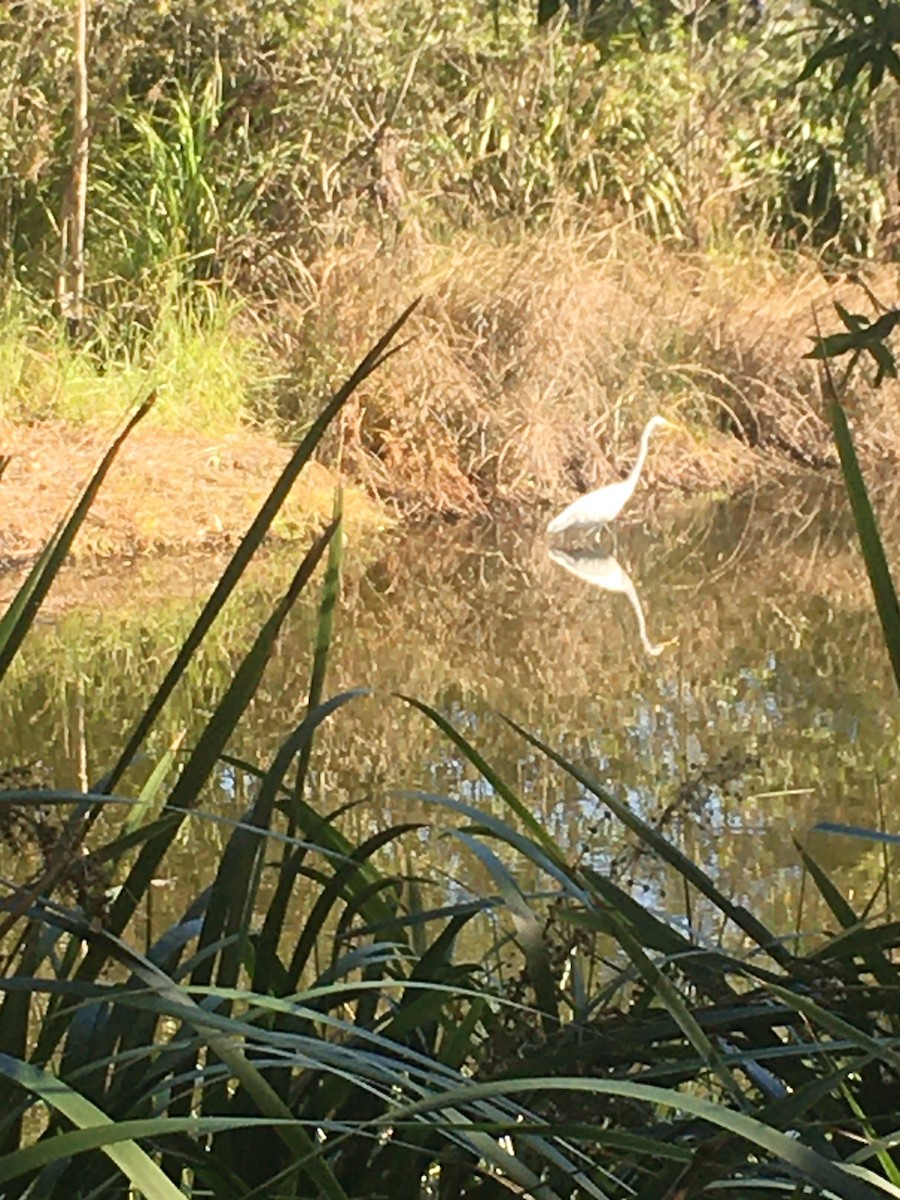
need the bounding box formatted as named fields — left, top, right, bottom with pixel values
left=1, top=479, right=897, bottom=944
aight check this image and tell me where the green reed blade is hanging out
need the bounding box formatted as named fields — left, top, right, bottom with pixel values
left=831, top=398, right=900, bottom=691
left=292, top=487, right=343, bottom=820
left=0, top=393, right=155, bottom=684
left=816, top=334, right=900, bottom=693
left=0, top=1054, right=185, bottom=1199
left=103, top=301, right=419, bottom=793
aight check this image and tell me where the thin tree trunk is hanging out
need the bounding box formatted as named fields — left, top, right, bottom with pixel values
left=59, top=0, right=89, bottom=337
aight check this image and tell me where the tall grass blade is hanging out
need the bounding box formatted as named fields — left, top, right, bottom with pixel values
left=0, top=1054, right=185, bottom=1199
left=820, top=351, right=900, bottom=691
left=292, top=487, right=343, bottom=820
left=0, top=393, right=155, bottom=684
left=504, top=717, right=793, bottom=967
left=103, top=300, right=419, bottom=792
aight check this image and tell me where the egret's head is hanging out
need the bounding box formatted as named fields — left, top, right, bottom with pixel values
left=647, top=414, right=675, bottom=435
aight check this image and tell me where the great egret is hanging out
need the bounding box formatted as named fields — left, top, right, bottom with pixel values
left=548, top=547, right=675, bottom=657
left=547, top=415, right=673, bottom=535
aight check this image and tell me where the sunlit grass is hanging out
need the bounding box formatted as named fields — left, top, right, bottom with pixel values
left=0, top=290, right=266, bottom=433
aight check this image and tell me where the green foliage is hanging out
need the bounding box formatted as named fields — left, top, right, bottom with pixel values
left=807, top=301, right=900, bottom=382
left=0, top=0, right=892, bottom=351
left=800, top=0, right=900, bottom=92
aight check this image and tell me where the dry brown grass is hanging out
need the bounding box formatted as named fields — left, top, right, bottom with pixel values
left=3, top=220, right=899, bottom=552
left=271, top=216, right=900, bottom=519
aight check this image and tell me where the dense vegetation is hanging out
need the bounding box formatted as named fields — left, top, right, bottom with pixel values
left=1, top=4, right=900, bottom=1198
left=1, top=0, right=899, bottom=513
left=0, top=306, right=898, bottom=1198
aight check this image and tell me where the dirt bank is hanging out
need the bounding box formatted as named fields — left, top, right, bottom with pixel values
left=1, top=419, right=385, bottom=566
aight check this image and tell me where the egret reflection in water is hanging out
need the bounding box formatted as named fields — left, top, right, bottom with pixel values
left=548, top=547, right=674, bottom=657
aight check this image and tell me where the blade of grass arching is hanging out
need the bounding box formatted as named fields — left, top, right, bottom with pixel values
left=398, top=695, right=568, bottom=870
left=36, top=529, right=339, bottom=1070
left=103, top=300, right=420, bottom=794
left=0, top=393, right=155, bottom=683
left=286, top=823, right=416, bottom=990
left=386, top=1077, right=900, bottom=1200
left=246, top=691, right=371, bottom=993
left=291, top=488, right=343, bottom=821
left=256, top=798, right=399, bottom=993
left=0, top=1054, right=185, bottom=1200
left=405, top=791, right=591, bottom=905
left=820, top=350, right=900, bottom=691
left=504, top=719, right=793, bottom=968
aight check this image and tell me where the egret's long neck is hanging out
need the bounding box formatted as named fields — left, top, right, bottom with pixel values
left=625, top=423, right=655, bottom=489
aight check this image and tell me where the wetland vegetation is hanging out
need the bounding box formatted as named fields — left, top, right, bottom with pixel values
left=1, top=2, right=900, bottom=1198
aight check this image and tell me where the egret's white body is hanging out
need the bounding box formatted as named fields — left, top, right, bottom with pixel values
left=548, top=547, right=672, bottom=657
left=547, top=415, right=673, bottom=535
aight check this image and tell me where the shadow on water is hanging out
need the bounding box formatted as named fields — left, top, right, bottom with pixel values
left=1, top=477, right=897, bottom=939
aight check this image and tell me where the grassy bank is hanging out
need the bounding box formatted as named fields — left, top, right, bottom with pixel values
left=2, top=1, right=899, bottom=529
left=3, top=230, right=900, bottom=539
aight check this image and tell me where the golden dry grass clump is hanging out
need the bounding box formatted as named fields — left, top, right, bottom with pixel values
left=279, top=218, right=900, bottom=519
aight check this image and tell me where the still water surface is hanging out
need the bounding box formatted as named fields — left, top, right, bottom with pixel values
left=2, top=480, right=897, bottom=941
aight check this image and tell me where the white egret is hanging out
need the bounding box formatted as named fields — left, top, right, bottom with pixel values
left=547, top=415, right=674, bottom=535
